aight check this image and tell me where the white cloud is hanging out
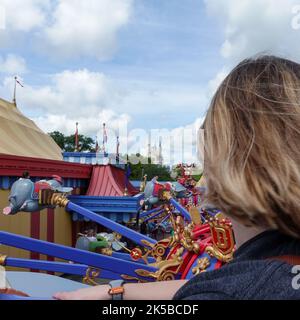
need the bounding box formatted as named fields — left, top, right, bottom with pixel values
left=0, top=0, right=133, bottom=61
left=111, top=80, right=209, bottom=121
left=33, top=110, right=130, bottom=137
left=0, top=54, right=27, bottom=74
left=205, top=0, right=300, bottom=63
left=19, top=69, right=116, bottom=115
left=40, top=0, right=133, bottom=60
left=0, top=69, right=206, bottom=164
left=0, top=69, right=131, bottom=139
left=0, top=0, right=49, bottom=32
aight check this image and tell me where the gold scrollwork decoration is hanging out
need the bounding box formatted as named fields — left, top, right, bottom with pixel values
left=135, top=247, right=184, bottom=281
left=192, top=257, right=210, bottom=275
left=83, top=267, right=100, bottom=286
left=205, top=246, right=233, bottom=263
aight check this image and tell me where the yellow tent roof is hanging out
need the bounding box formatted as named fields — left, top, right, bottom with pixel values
left=0, top=98, right=62, bottom=160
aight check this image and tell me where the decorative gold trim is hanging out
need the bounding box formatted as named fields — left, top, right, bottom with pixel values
left=38, top=190, right=70, bottom=207
left=135, top=247, right=184, bottom=281
left=141, top=239, right=155, bottom=249
left=189, top=206, right=202, bottom=225
left=205, top=216, right=235, bottom=262
left=0, top=254, right=7, bottom=266
left=140, top=238, right=172, bottom=264
left=83, top=267, right=100, bottom=286
left=51, top=193, right=69, bottom=207
left=170, top=215, right=201, bottom=254
left=161, top=191, right=172, bottom=201
left=192, top=257, right=210, bottom=275
left=205, top=246, right=233, bottom=263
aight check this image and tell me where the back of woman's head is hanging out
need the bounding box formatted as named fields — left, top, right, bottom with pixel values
left=204, top=55, right=300, bottom=237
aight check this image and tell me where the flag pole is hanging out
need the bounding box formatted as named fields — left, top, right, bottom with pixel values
left=75, top=122, right=79, bottom=152
left=102, top=122, right=107, bottom=157
left=116, top=136, right=120, bottom=164
left=12, top=76, right=24, bottom=106
left=12, top=76, right=17, bottom=105
left=95, top=135, right=99, bottom=153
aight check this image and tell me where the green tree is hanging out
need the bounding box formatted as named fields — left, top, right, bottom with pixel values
left=64, top=134, right=95, bottom=152
left=49, top=131, right=65, bottom=150
left=48, top=131, right=95, bottom=152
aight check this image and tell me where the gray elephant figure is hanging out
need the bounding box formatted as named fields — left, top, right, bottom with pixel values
left=143, top=180, right=191, bottom=208
left=3, top=175, right=73, bottom=215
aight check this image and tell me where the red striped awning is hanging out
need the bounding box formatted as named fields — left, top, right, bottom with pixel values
left=86, top=165, right=138, bottom=197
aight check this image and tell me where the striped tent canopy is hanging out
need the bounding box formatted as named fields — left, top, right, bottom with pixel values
left=0, top=98, right=62, bottom=160
left=87, top=165, right=138, bottom=197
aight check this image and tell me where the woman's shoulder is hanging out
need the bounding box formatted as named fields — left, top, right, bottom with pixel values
left=174, top=259, right=300, bottom=300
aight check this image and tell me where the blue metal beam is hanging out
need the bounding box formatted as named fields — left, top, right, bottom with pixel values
left=144, top=210, right=166, bottom=222
left=169, top=198, right=191, bottom=222
left=0, top=231, right=157, bottom=279
left=140, top=207, right=164, bottom=219
left=112, top=252, right=156, bottom=264
left=67, top=202, right=156, bottom=246
left=5, top=258, right=121, bottom=280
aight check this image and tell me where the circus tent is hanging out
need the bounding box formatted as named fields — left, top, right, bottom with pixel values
left=0, top=98, right=62, bottom=160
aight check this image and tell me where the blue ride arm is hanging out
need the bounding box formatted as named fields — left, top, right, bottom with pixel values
left=5, top=257, right=121, bottom=279
left=66, top=201, right=156, bottom=247
left=144, top=210, right=167, bottom=222
left=139, top=207, right=164, bottom=219
left=169, top=198, right=191, bottom=222
left=112, top=252, right=156, bottom=264
left=0, top=231, right=157, bottom=280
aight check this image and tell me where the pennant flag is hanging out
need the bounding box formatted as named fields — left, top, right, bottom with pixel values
left=16, top=78, right=24, bottom=87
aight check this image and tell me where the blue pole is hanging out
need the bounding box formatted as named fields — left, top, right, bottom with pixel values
left=112, top=252, right=156, bottom=264
left=144, top=210, right=166, bottom=223
left=139, top=206, right=163, bottom=219
left=5, top=258, right=121, bottom=279
left=0, top=231, right=157, bottom=279
left=169, top=198, right=191, bottom=222
left=158, top=213, right=171, bottom=224
left=67, top=201, right=156, bottom=246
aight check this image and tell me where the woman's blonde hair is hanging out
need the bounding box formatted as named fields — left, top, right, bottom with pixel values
left=203, top=55, right=300, bottom=237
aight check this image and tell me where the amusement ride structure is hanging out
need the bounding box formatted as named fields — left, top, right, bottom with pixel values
left=0, top=163, right=235, bottom=299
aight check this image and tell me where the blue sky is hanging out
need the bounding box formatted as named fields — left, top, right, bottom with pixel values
left=0, top=0, right=300, bottom=162
left=0, top=0, right=224, bottom=131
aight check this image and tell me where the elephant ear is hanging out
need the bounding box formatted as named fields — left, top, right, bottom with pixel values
left=144, top=182, right=154, bottom=197
left=172, top=182, right=186, bottom=192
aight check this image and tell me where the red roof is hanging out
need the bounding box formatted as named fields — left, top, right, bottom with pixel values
left=0, top=154, right=92, bottom=179
left=86, top=165, right=138, bottom=197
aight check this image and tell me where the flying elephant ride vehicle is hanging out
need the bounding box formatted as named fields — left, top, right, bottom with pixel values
left=0, top=175, right=235, bottom=300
